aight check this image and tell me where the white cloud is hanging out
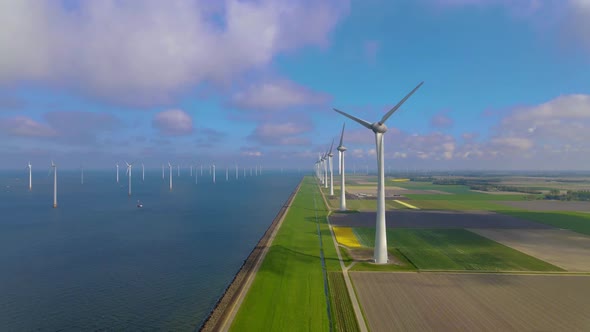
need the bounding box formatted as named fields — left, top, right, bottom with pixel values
left=152, top=109, right=193, bottom=136
left=0, top=0, right=349, bottom=106
left=231, top=79, right=330, bottom=111
left=0, top=116, right=57, bottom=137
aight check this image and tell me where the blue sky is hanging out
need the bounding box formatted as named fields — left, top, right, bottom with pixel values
left=0, top=0, right=589, bottom=170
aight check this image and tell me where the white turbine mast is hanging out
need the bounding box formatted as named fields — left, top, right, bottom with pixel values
left=190, top=164, right=193, bottom=177
left=50, top=161, right=57, bottom=208
left=168, top=162, right=173, bottom=191
left=235, top=164, right=238, bottom=180
left=162, top=164, right=165, bottom=180
left=334, top=81, right=423, bottom=264
left=337, top=123, right=347, bottom=211
left=226, top=167, right=229, bottom=181
left=177, top=164, right=180, bottom=177
left=212, top=164, right=216, bottom=183
left=125, top=161, right=133, bottom=196
left=328, top=139, right=335, bottom=196
left=27, top=161, right=32, bottom=191
left=142, top=163, right=145, bottom=182
left=116, top=162, right=119, bottom=184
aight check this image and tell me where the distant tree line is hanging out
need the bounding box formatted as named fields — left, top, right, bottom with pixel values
left=430, top=178, right=542, bottom=194
left=544, top=189, right=590, bottom=201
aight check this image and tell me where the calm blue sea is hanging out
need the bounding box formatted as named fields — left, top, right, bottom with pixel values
left=0, top=169, right=301, bottom=331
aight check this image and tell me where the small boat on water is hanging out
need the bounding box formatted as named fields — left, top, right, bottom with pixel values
left=136, top=200, right=143, bottom=208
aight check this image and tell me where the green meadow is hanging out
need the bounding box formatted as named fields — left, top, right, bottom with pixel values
left=499, top=211, right=590, bottom=236
left=230, top=177, right=355, bottom=331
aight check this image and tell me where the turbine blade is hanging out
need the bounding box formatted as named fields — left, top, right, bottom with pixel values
left=339, top=122, right=345, bottom=147
left=380, top=81, right=424, bottom=124
left=329, top=138, right=334, bottom=154
left=333, top=108, right=372, bottom=129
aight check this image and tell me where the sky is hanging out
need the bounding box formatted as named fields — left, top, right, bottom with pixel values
left=0, top=0, right=589, bottom=170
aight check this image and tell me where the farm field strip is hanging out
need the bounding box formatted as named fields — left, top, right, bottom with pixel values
left=327, top=272, right=360, bottom=332
left=351, top=228, right=561, bottom=272
left=393, top=200, right=419, bottom=209
left=470, top=228, right=590, bottom=272
left=351, top=272, right=590, bottom=332
left=499, top=210, right=590, bottom=236
left=332, top=227, right=362, bottom=248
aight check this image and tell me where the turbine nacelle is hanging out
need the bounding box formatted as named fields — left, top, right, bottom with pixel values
left=371, top=122, right=388, bottom=134
left=337, top=146, right=347, bottom=152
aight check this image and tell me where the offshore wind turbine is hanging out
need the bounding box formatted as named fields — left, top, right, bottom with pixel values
left=235, top=164, right=238, bottom=180
left=190, top=165, right=193, bottom=177
left=337, top=123, right=347, bottom=211
left=212, top=164, right=216, bottom=183
left=116, top=162, right=120, bottom=183
left=125, top=161, right=133, bottom=196
left=177, top=164, right=180, bottom=177
left=142, top=163, right=145, bottom=182
left=50, top=161, right=57, bottom=208
left=168, top=162, right=173, bottom=191
left=323, top=149, right=328, bottom=189
left=334, top=81, right=424, bottom=264
left=162, top=164, right=165, bottom=180
left=27, top=161, right=32, bottom=191
left=328, top=139, right=335, bottom=196
left=226, top=167, right=229, bottom=181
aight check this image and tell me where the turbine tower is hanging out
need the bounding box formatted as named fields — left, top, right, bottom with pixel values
left=81, top=166, right=84, bottom=185
left=142, top=163, right=145, bottom=182
left=125, top=161, right=133, bottom=196
left=51, top=161, right=57, bottom=208
left=27, top=161, right=32, bottom=191
left=212, top=164, right=216, bottom=183
left=328, top=139, right=335, bottom=196
left=168, top=162, right=173, bottom=191
left=190, top=165, right=193, bottom=177
left=162, top=164, right=165, bottom=180
left=323, top=150, right=328, bottom=189
left=226, top=167, right=229, bottom=181
left=334, top=81, right=423, bottom=264
left=116, top=162, right=119, bottom=184
left=337, top=123, right=347, bottom=211
left=235, top=164, right=238, bottom=180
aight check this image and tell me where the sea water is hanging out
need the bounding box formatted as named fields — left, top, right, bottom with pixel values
left=0, top=170, right=301, bottom=330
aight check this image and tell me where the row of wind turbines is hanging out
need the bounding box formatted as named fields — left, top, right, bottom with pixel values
left=25, top=160, right=265, bottom=209
left=317, top=81, right=424, bottom=264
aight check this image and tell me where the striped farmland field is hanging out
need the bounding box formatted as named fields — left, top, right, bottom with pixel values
left=332, top=227, right=362, bottom=248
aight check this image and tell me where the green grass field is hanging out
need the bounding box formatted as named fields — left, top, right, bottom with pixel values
left=499, top=211, right=590, bottom=236
left=352, top=228, right=562, bottom=272
left=230, top=177, right=341, bottom=331
left=328, top=272, right=359, bottom=332
left=327, top=198, right=401, bottom=211
left=348, top=248, right=417, bottom=272
left=408, top=200, right=520, bottom=211
left=405, top=193, right=534, bottom=201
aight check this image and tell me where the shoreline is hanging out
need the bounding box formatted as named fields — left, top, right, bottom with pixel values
left=198, top=178, right=303, bottom=331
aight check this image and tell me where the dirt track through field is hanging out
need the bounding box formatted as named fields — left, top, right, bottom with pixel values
left=330, top=210, right=552, bottom=229
left=351, top=272, right=590, bottom=332
left=470, top=229, right=590, bottom=272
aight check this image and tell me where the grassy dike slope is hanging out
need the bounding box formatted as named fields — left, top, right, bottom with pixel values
left=230, top=177, right=340, bottom=331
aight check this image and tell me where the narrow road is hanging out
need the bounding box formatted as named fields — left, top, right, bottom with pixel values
left=318, top=185, right=368, bottom=332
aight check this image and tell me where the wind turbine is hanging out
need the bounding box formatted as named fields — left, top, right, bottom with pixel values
left=81, top=165, right=84, bottom=185
left=235, top=164, right=238, bottom=180
left=27, top=161, right=32, bottom=191
left=328, top=139, right=335, bottom=196
left=162, top=164, right=165, bottom=180
left=201, top=164, right=203, bottom=176
left=190, top=165, right=193, bottom=177
left=212, top=164, right=216, bottom=183
left=116, top=162, right=119, bottom=184
left=125, top=161, right=133, bottom=196
left=168, top=162, right=173, bottom=191
left=142, top=163, right=145, bottom=182
left=334, top=81, right=424, bottom=264
left=226, top=167, right=229, bottom=181
left=322, top=149, right=328, bottom=189
left=50, top=161, right=57, bottom=208
left=337, top=123, right=347, bottom=211
left=177, top=164, right=180, bottom=177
